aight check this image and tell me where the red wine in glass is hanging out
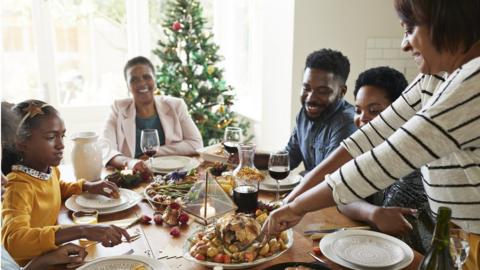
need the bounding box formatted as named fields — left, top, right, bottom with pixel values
left=269, top=166, right=290, bottom=180
left=268, top=150, right=290, bottom=203
left=233, top=185, right=258, bottom=213
left=222, top=141, right=239, bottom=154
left=143, top=150, right=157, bottom=158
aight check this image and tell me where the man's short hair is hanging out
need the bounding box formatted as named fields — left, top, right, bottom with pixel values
left=305, top=49, right=350, bottom=84
left=354, top=66, right=408, bottom=103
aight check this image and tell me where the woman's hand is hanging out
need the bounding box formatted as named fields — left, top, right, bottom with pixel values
left=25, top=243, right=87, bottom=270
left=83, top=224, right=131, bottom=247
left=261, top=203, right=304, bottom=237
left=370, top=207, right=416, bottom=236
left=130, top=159, right=153, bottom=177
left=83, top=180, right=120, bottom=198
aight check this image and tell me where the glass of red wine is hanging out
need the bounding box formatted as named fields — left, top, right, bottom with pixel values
left=268, top=150, right=290, bottom=204
left=140, top=129, right=160, bottom=168
left=223, top=127, right=243, bottom=156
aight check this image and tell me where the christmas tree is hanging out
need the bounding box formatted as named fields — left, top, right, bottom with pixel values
left=153, top=0, right=251, bottom=146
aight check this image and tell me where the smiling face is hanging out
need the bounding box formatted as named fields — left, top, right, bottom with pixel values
left=126, top=64, right=156, bottom=105
left=400, top=23, right=457, bottom=74
left=301, top=68, right=346, bottom=119
left=18, top=113, right=66, bottom=172
left=354, top=85, right=391, bottom=128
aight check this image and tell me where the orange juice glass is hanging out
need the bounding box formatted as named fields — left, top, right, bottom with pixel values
left=72, top=210, right=98, bottom=245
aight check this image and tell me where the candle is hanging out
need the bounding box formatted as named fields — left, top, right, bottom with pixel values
left=200, top=202, right=216, bottom=218
left=121, top=166, right=133, bottom=175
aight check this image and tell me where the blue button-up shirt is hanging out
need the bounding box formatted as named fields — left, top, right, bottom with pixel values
left=286, top=99, right=356, bottom=172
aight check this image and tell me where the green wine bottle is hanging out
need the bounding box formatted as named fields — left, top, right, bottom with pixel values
left=419, top=206, right=455, bottom=270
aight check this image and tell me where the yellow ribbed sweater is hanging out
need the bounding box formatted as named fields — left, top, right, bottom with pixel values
left=1, top=166, right=84, bottom=265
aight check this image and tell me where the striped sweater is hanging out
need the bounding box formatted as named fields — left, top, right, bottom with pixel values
left=326, top=56, right=480, bottom=234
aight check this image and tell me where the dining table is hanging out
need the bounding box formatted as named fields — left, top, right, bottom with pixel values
left=58, top=158, right=423, bottom=270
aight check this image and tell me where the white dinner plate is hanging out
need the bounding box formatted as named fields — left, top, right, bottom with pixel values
left=152, top=156, right=192, bottom=171
left=151, top=157, right=200, bottom=174
left=66, top=189, right=142, bottom=215
left=320, top=230, right=414, bottom=270
left=75, top=189, right=129, bottom=209
left=183, top=229, right=293, bottom=269
left=77, top=255, right=170, bottom=270
left=262, top=174, right=302, bottom=189
left=332, top=233, right=404, bottom=267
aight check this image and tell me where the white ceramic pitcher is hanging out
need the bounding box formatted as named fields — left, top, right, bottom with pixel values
left=71, top=132, right=111, bottom=181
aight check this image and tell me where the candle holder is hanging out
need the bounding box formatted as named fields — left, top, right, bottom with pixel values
left=182, top=171, right=237, bottom=225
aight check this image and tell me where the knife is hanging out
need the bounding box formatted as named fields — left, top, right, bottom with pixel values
left=304, top=226, right=370, bottom=235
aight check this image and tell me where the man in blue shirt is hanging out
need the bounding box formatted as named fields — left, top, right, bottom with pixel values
left=252, top=49, right=356, bottom=173
left=287, top=49, right=356, bottom=172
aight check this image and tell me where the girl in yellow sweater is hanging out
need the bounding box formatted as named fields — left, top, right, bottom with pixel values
left=2, top=100, right=131, bottom=265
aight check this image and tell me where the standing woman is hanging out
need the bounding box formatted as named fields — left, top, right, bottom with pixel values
left=264, top=1, right=480, bottom=269
left=102, top=56, right=203, bottom=173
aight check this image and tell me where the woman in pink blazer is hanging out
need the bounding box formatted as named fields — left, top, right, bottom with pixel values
left=102, top=56, right=203, bottom=173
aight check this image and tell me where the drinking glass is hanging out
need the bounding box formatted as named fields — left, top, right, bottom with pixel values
left=450, top=228, right=470, bottom=270
left=223, top=127, right=243, bottom=155
left=73, top=210, right=98, bottom=245
left=268, top=150, right=290, bottom=204
left=140, top=129, right=160, bottom=168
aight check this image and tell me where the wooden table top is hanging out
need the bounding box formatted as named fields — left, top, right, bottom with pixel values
left=58, top=163, right=422, bottom=270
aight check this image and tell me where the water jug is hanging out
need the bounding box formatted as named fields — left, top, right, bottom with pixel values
left=71, top=132, right=111, bottom=181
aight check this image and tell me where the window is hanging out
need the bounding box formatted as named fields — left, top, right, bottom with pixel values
left=1, top=0, right=43, bottom=102
left=2, top=0, right=260, bottom=114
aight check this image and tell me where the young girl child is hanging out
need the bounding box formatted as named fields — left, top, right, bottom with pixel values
left=1, top=100, right=131, bottom=266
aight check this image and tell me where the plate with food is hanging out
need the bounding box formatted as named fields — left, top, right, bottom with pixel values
left=196, top=144, right=229, bottom=163
left=75, top=189, right=129, bottom=209
left=144, top=181, right=195, bottom=207
left=77, top=255, right=169, bottom=270
left=184, top=213, right=293, bottom=269
left=66, top=189, right=142, bottom=215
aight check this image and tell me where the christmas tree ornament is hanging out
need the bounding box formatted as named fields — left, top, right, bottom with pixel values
left=171, top=21, right=182, bottom=31
left=207, top=65, right=215, bottom=75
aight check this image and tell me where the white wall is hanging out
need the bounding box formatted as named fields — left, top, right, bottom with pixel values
left=289, top=0, right=404, bottom=129
left=252, top=0, right=295, bottom=152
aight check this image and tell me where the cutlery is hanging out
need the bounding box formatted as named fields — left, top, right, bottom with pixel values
left=308, top=252, right=328, bottom=264
left=123, top=216, right=143, bottom=229
left=304, top=226, right=370, bottom=235
left=84, top=233, right=142, bottom=248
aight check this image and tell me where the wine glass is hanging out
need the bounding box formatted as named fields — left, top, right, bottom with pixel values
left=268, top=150, right=290, bottom=204
left=450, top=228, right=470, bottom=270
left=140, top=129, right=160, bottom=168
left=223, top=127, right=243, bottom=155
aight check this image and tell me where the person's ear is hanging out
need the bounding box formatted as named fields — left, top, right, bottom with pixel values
left=16, top=140, right=27, bottom=153
left=340, top=85, right=347, bottom=97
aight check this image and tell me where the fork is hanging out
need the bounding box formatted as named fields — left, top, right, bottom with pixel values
left=308, top=252, right=328, bottom=264
left=84, top=233, right=142, bottom=248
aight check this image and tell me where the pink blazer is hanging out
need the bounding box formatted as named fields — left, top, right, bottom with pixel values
left=101, top=95, right=203, bottom=165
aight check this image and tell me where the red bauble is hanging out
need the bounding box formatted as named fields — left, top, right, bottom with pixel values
left=172, top=21, right=182, bottom=31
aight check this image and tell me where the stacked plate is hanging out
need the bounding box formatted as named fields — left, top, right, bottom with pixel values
left=150, top=156, right=200, bottom=174
left=259, top=174, right=302, bottom=192
left=77, top=255, right=169, bottom=270
left=319, top=230, right=414, bottom=270
left=65, top=188, right=142, bottom=215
